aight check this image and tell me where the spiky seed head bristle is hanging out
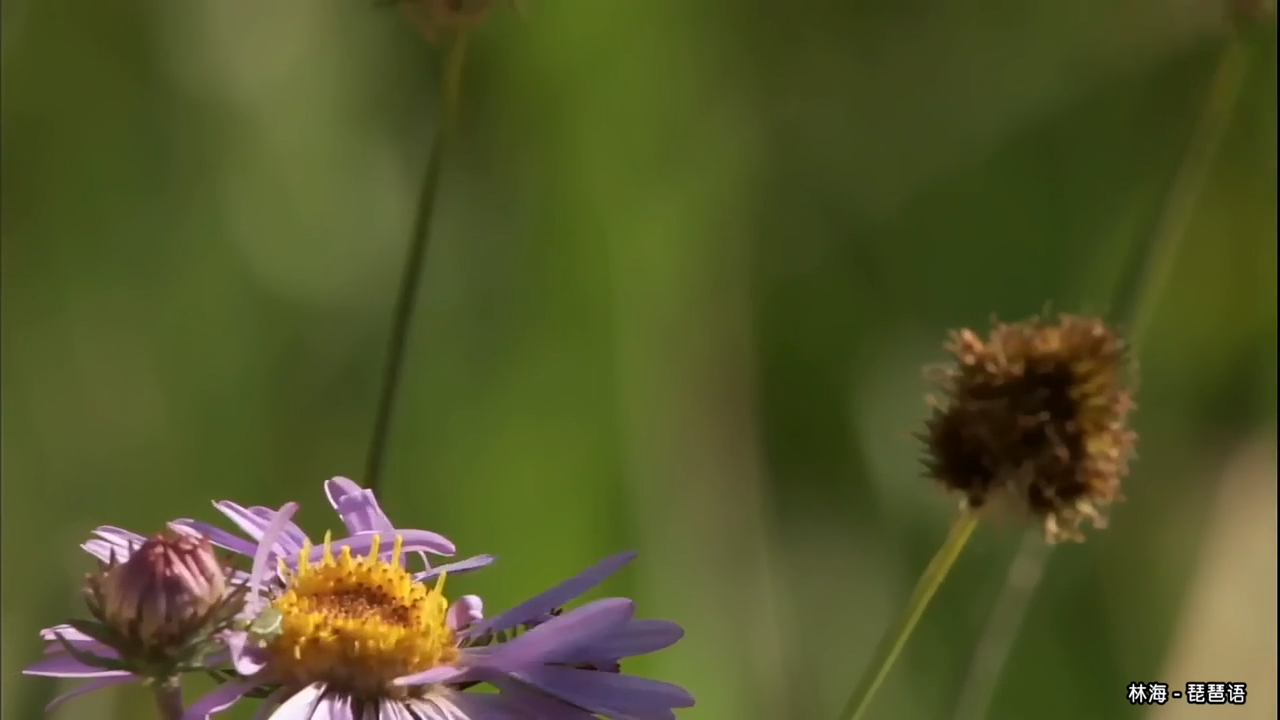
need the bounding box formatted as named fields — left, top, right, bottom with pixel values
left=919, top=313, right=1137, bottom=543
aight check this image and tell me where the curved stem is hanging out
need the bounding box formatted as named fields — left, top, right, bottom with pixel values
left=949, top=35, right=1252, bottom=720
left=364, top=33, right=470, bottom=495
left=150, top=678, right=184, bottom=720
left=837, top=511, right=980, bottom=720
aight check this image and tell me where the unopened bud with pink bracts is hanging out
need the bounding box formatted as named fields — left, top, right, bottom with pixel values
left=65, top=531, right=246, bottom=678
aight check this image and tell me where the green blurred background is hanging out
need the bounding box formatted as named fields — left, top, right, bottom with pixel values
left=2, top=2, right=1275, bottom=719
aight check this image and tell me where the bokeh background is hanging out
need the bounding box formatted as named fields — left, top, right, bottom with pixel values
left=2, top=2, right=1276, bottom=719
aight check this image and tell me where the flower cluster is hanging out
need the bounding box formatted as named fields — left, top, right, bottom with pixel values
left=26, top=476, right=693, bottom=719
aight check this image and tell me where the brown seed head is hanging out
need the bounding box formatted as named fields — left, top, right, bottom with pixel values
left=919, top=314, right=1137, bottom=543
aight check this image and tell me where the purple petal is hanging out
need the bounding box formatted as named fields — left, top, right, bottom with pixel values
left=247, top=506, right=308, bottom=555
left=575, top=618, right=686, bottom=662
left=24, top=654, right=131, bottom=678
left=306, top=530, right=454, bottom=564
left=39, top=624, right=92, bottom=643
left=170, top=519, right=259, bottom=557
left=324, top=476, right=395, bottom=534
left=81, top=526, right=144, bottom=562
left=486, top=598, right=635, bottom=670
left=513, top=665, right=695, bottom=717
left=420, top=690, right=540, bottom=720
left=415, top=554, right=496, bottom=581
left=46, top=675, right=137, bottom=711
left=182, top=679, right=259, bottom=720
left=485, top=677, right=601, bottom=720
left=468, top=552, right=636, bottom=637
left=249, top=502, right=300, bottom=595
left=448, top=595, right=485, bottom=631
left=266, top=684, right=327, bottom=720
left=214, top=501, right=304, bottom=559
left=39, top=641, right=117, bottom=659
left=323, top=477, right=439, bottom=572
left=308, top=692, right=354, bottom=720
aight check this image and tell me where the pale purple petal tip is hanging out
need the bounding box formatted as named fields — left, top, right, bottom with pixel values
left=81, top=526, right=144, bottom=562
left=324, top=476, right=396, bottom=535
left=39, top=624, right=92, bottom=643
left=448, top=594, right=485, bottom=631
left=469, top=552, right=637, bottom=637
left=573, top=618, right=686, bottom=663
left=416, top=554, right=496, bottom=581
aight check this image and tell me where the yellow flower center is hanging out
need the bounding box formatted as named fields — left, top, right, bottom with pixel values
left=263, top=532, right=457, bottom=699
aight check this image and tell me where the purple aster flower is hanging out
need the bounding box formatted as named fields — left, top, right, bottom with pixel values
left=182, top=482, right=693, bottom=719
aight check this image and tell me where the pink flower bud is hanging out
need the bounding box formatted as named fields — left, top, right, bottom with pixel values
left=91, top=532, right=230, bottom=650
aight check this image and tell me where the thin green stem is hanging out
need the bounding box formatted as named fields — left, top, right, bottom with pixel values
left=150, top=677, right=184, bottom=720
left=949, top=35, right=1252, bottom=720
left=364, top=33, right=470, bottom=495
left=838, top=512, right=980, bottom=720
left=1110, top=37, right=1251, bottom=351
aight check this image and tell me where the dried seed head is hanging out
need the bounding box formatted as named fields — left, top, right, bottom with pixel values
left=919, top=314, right=1137, bottom=543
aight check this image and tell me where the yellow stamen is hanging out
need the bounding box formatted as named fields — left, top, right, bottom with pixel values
left=262, top=533, right=456, bottom=699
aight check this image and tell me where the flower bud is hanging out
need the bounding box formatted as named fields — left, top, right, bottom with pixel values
left=94, top=533, right=228, bottom=647
left=73, top=531, right=244, bottom=676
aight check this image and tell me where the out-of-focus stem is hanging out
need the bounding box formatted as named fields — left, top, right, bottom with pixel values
left=951, top=35, right=1252, bottom=720
left=364, top=33, right=470, bottom=495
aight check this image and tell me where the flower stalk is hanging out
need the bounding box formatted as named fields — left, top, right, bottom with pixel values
left=365, top=31, right=471, bottom=495
left=150, top=678, right=184, bottom=720
left=837, top=512, right=979, bottom=720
